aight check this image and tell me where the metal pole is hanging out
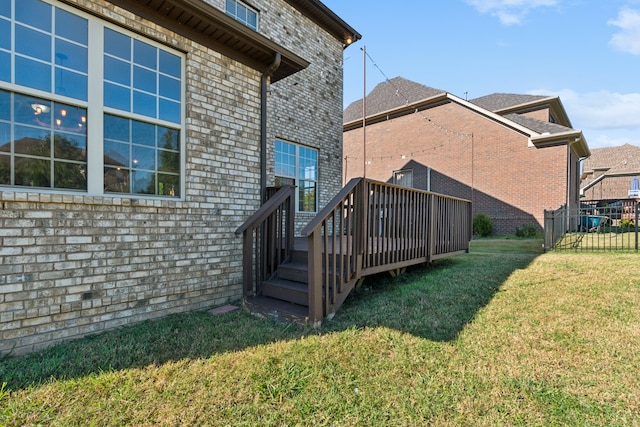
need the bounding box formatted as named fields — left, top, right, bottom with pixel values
left=362, top=46, right=366, bottom=179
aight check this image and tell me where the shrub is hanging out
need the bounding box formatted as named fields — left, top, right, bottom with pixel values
left=619, top=218, right=635, bottom=229
left=515, top=224, right=538, bottom=238
left=473, top=213, right=493, bottom=237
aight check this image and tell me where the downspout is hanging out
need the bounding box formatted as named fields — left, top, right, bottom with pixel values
left=261, top=53, right=282, bottom=203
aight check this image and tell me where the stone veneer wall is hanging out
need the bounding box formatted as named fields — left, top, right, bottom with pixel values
left=0, top=0, right=346, bottom=355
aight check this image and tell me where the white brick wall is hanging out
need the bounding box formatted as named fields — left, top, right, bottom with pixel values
left=0, top=0, right=347, bottom=355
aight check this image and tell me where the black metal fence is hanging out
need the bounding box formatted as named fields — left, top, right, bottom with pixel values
left=544, top=201, right=640, bottom=251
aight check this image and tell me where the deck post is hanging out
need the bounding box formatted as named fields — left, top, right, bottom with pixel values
left=307, top=232, right=323, bottom=325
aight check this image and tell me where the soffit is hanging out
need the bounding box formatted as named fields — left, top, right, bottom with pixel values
left=103, top=0, right=310, bottom=82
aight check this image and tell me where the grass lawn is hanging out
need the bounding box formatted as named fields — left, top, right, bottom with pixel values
left=1, top=239, right=639, bottom=426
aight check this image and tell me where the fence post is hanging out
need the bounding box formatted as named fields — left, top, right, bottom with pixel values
left=636, top=202, right=639, bottom=252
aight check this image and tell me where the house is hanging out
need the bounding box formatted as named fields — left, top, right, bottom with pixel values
left=0, top=0, right=361, bottom=355
left=343, top=77, right=590, bottom=235
left=580, top=144, right=640, bottom=202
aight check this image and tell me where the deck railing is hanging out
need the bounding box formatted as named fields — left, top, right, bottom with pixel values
left=302, top=178, right=472, bottom=324
left=235, top=185, right=295, bottom=298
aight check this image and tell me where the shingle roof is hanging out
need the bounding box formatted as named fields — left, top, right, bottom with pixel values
left=343, top=77, right=446, bottom=123
left=504, top=113, right=573, bottom=135
left=468, top=93, right=551, bottom=112
left=582, top=144, right=640, bottom=176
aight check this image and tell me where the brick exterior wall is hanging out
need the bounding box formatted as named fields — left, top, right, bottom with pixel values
left=343, top=101, right=571, bottom=235
left=0, top=0, right=346, bottom=355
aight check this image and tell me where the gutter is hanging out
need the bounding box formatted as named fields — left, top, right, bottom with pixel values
left=261, top=53, right=281, bottom=203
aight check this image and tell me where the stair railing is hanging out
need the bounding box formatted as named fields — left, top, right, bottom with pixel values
left=301, top=178, right=366, bottom=324
left=235, top=185, right=295, bottom=298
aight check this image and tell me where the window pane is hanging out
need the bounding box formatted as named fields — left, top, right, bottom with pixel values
left=247, top=12, right=257, bottom=29
left=133, top=90, right=156, bottom=117
left=15, top=57, right=51, bottom=92
left=132, top=170, right=153, bottom=194
left=55, top=39, right=87, bottom=72
left=133, top=65, right=156, bottom=94
left=14, top=93, right=51, bottom=126
left=104, top=115, right=130, bottom=142
left=15, top=25, right=51, bottom=62
left=158, top=174, right=179, bottom=196
left=104, top=82, right=130, bottom=111
left=16, top=0, right=51, bottom=32
left=104, top=56, right=130, bottom=85
left=0, top=123, right=9, bottom=152
left=0, top=89, right=9, bottom=121
left=159, top=50, right=181, bottom=78
left=104, top=141, right=129, bottom=167
left=158, top=127, right=179, bottom=150
left=54, top=161, right=86, bottom=189
left=54, top=133, right=86, bottom=161
left=158, top=149, right=179, bottom=173
left=0, top=154, right=9, bottom=184
left=275, top=140, right=295, bottom=177
left=55, top=68, right=87, bottom=100
left=133, top=40, right=156, bottom=69
left=104, top=166, right=129, bottom=193
left=0, top=18, right=10, bottom=50
left=159, top=75, right=180, bottom=100
left=15, top=156, right=50, bottom=187
left=298, top=181, right=316, bottom=212
left=14, top=125, right=50, bottom=156
left=104, top=28, right=130, bottom=60
left=0, top=51, right=9, bottom=83
left=55, top=8, right=87, bottom=45
left=0, top=2, right=10, bottom=18
left=132, top=120, right=155, bottom=147
left=132, top=145, right=155, bottom=170
left=159, top=99, right=180, bottom=124
left=225, top=0, right=235, bottom=14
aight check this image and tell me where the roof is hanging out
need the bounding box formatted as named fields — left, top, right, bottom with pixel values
left=343, top=77, right=446, bottom=123
left=580, top=144, right=640, bottom=199
left=469, top=93, right=551, bottom=113
left=343, top=77, right=589, bottom=157
left=102, top=0, right=360, bottom=82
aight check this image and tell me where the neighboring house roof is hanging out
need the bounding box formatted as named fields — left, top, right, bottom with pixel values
left=469, top=93, right=550, bottom=113
left=103, top=0, right=361, bottom=82
left=343, top=77, right=446, bottom=123
left=580, top=144, right=640, bottom=196
left=343, top=77, right=589, bottom=158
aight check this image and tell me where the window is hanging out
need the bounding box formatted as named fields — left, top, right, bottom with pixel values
left=275, top=140, right=317, bottom=212
left=393, top=169, right=413, bottom=188
left=225, top=0, right=258, bottom=30
left=0, top=0, right=183, bottom=197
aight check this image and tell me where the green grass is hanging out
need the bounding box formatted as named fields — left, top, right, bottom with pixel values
left=2, top=239, right=639, bottom=426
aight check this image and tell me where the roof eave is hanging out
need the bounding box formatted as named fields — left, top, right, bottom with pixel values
left=531, top=131, right=591, bottom=158
left=283, top=0, right=362, bottom=47
left=493, top=96, right=573, bottom=128
left=102, top=0, right=310, bottom=82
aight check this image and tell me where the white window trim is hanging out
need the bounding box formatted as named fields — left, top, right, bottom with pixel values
left=0, top=0, right=186, bottom=199
left=275, top=139, right=318, bottom=213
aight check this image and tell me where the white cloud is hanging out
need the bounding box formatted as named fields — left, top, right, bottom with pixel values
left=609, top=9, right=640, bottom=55
left=466, top=0, right=558, bottom=25
left=528, top=88, right=640, bottom=148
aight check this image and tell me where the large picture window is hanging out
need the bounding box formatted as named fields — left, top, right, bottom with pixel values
left=275, top=139, right=317, bottom=212
left=0, top=0, right=183, bottom=197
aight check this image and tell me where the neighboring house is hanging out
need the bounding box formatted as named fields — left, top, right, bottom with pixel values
left=343, top=77, right=590, bottom=235
left=0, top=0, right=360, bottom=355
left=580, top=144, right=640, bottom=202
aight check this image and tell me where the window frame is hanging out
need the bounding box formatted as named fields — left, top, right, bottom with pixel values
left=274, top=139, right=318, bottom=213
left=225, top=0, right=259, bottom=31
left=393, top=169, right=413, bottom=188
left=0, top=0, right=185, bottom=199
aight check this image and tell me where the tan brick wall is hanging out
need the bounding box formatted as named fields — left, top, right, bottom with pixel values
left=343, top=101, right=569, bottom=234
left=0, top=0, right=345, bottom=355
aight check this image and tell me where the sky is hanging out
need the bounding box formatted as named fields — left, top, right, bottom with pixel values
left=322, top=0, right=640, bottom=150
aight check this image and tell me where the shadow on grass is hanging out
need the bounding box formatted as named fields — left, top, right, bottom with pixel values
left=0, top=239, right=543, bottom=392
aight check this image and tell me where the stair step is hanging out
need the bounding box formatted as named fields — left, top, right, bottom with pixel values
left=245, top=295, right=308, bottom=323
left=277, top=262, right=308, bottom=282
left=262, top=278, right=309, bottom=306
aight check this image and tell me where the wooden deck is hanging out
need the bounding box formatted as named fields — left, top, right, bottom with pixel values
left=236, top=178, right=472, bottom=325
